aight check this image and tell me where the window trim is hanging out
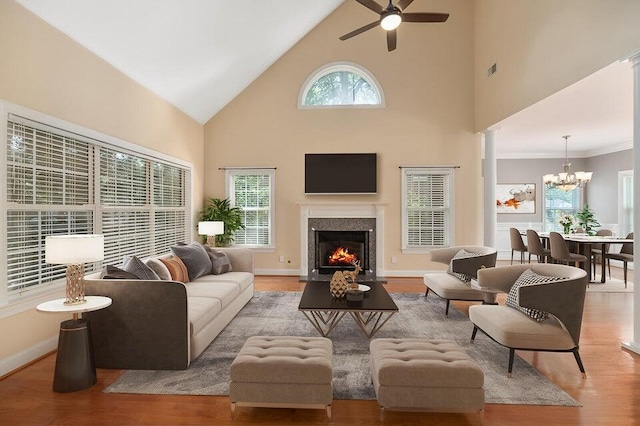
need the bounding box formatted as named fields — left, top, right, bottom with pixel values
left=225, top=168, right=276, bottom=252
left=401, top=167, right=455, bottom=254
left=298, top=61, right=386, bottom=109
left=0, top=100, right=194, bottom=316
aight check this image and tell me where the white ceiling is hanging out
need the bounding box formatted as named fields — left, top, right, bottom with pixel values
left=15, top=0, right=634, bottom=158
left=15, top=0, right=345, bottom=124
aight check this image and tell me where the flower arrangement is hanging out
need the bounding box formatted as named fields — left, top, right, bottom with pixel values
left=558, top=213, right=576, bottom=234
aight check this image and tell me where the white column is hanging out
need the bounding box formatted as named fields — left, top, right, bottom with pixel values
left=482, top=129, right=498, bottom=247
left=622, top=52, right=640, bottom=355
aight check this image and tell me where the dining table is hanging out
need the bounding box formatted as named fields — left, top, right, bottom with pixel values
left=523, top=231, right=633, bottom=283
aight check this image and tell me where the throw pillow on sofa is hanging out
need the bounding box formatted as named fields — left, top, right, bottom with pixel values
left=206, top=248, right=233, bottom=275
left=100, top=264, right=139, bottom=280
left=122, top=255, right=161, bottom=280
left=145, top=258, right=172, bottom=280
left=160, top=256, right=190, bottom=283
left=170, top=242, right=213, bottom=281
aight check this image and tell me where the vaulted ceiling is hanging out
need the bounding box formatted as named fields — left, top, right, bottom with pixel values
left=15, top=0, right=633, bottom=158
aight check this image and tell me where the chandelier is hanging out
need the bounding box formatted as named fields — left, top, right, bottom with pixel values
left=543, top=135, right=593, bottom=192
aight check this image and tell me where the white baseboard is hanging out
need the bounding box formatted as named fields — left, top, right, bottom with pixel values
left=0, top=335, right=57, bottom=378
left=255, top=268, right=303, bottom=276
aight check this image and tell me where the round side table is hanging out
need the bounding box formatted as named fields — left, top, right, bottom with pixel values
left=37, top=296, right=112, bottom=393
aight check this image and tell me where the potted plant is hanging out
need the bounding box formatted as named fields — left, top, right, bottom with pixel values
left=575, top=203, right=601, bottom=236
left=198, top=198, right=244, bottom=246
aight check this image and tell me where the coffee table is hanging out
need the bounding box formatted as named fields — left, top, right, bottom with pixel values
left=298, top=281, right=398, bottom=339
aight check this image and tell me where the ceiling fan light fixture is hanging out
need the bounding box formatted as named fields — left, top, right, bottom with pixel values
left=381, top=10, right=402, bottom=31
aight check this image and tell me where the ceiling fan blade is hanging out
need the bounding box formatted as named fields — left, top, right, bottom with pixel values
left=339, top=21, right=380, bottom=41
left=402, top=12, right=449, bottom=23
left=387, top=29, right=397, bottom=52
left=355, top=0, right=384, bottom=14
left=396, top=0, right=415, bottom=11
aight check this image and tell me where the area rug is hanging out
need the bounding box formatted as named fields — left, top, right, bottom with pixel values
left=104, top=291, right=580, bottom=406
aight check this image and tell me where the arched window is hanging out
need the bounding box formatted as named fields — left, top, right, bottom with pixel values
left=299, top=62, right=385, bottom=108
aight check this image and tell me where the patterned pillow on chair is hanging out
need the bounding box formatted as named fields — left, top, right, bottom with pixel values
left=506, top=269, right=564, bottom=321
left=446, top=249, right=482, bottom=283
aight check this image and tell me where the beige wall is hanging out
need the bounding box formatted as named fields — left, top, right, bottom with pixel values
left=204, top=0, right=481, bottom=274
left=0, top=1, right=204, bottom=363
left=474, top=0, right=640, bottom=131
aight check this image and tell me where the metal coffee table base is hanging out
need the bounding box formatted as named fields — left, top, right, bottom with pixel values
left=301, top=310, right=397, bottom=339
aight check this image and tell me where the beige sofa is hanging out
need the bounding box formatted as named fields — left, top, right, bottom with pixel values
left=84, top=247, right=254, bottom=370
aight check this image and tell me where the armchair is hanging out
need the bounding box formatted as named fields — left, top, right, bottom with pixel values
left=423, top=246, right=497, bottom=315
left=469, top=263, right=588, bottom=377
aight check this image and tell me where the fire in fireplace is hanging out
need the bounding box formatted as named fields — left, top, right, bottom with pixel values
left=315, top=230, right=369, bottom=274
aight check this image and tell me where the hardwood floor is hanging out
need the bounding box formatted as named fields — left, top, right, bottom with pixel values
left=1, top=269, right=638, bottom=425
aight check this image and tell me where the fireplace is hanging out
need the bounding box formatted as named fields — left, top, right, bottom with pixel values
left=315, top=230, right=369, bottom=275
left=307, top=217, right=377, bottom=282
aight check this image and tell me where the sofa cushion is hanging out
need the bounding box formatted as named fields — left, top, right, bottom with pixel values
left=100, top=265, right=139, bottom=280
left=122, top=255, right=161, bottom=280
left=160, top=256, right=190, bottom=283
left=185, top=281, right=240, bottom=309
left=188, top=296, right=222, bottom=337
left=446, top=250, right=481, bottom=283
left=423, top=273, right=485, bottom=301
left=194, top=271, right=254, bottom=292
left=506, top=269, right=563, bottom=321
left=145, top=258, right=172, bottom=280
left=170, top=242, right=213, bottom=281
left=469, top=304, right=575, bottom=350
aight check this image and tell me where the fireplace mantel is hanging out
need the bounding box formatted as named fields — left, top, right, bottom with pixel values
left=299, top=203, right=385, bottom=279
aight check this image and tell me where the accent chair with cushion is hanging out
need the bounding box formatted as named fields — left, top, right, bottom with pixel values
left=468, top=263, right=588, bottom=377
left=424, top=246, right=497, bottom=315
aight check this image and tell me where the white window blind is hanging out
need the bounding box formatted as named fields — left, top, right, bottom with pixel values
left=227, top=169, right=274, bottom=248
left=402, top=168, right=453, bottom=250
left=4, top=114, right=191, bottom=296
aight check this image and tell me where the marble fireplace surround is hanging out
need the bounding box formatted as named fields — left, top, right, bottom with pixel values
left=299, top=203, right=385, bottom=281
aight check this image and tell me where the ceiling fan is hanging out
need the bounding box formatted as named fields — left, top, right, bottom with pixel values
left=339, top=0, right=449, bottom=52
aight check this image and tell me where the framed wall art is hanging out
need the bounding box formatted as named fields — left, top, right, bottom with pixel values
left=496, top=183, right=536, bottom=214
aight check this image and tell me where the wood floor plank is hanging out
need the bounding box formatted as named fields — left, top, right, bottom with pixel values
left=0, top=269, right=638, bottom=425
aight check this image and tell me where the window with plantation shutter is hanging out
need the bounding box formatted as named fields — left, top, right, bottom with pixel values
left=2, top=107, right=191, bottom=303
left=402, top=168, right=454, bottom=251
left=226, top=169, right=275, bottom=249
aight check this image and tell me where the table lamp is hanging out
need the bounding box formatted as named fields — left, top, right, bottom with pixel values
left=198, top=221, right=224, bottom=247
left=45, top=235, right=104, bottom=305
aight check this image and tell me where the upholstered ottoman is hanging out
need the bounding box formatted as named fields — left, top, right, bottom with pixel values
left=229, top=336, right=333, bottom=418
left=370, top=338, right=484, bottom=417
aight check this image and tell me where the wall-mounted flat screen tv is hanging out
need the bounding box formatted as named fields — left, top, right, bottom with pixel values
left=305, top=153, right=377, bottom=194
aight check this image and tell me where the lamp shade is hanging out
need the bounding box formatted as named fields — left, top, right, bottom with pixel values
left=45, top=235, right=104, bottom=265
left=198, top=221, right=224, bottom=236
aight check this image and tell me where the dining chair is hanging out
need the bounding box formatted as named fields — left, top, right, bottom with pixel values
left=549, top=231, right=587, bottom=268
left=590, top=229, right=613, bottom=280
left=606, top=232, right=633, bottom=288
left=526, top=229, right=551, bottom=263
left=509, top=228, right=528, bottom=264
